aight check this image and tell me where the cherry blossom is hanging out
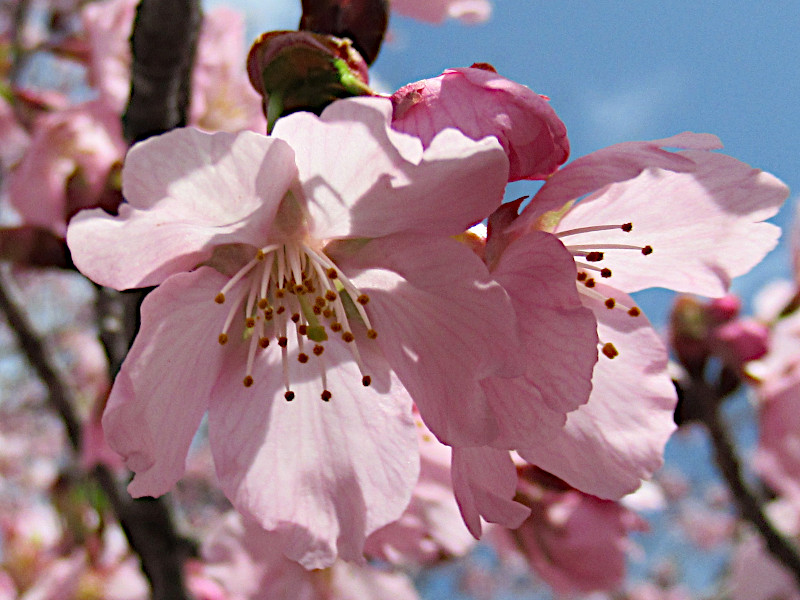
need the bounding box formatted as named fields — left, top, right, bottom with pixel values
left=67, top=97, right=520, bottom=567
left=392, top=66, right=569, bottom=181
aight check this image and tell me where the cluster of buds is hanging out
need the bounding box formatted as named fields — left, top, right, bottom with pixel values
left=670, top=294, right=769, bottom=378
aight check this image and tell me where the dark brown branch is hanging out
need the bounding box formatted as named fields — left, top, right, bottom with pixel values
left=123, top=0, right=203, bottom=142
left=0, top=267, right=82, bottom=451
left=683, top=378, right=800, bottom=585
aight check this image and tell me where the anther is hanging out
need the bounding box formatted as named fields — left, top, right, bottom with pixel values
left=264, top=309, right=274, bottom=321
left=366, top=329, right=378, bottom=339
left=322, top=309, right=333, bottom=319
left=331, top=322, right=342, bottom=332
left=313, top=344, right=324, bottom=356
left=215, top=293, right=226, bottom=304
left=298, top=353, right=309, bottom=364
left=600, top=268, right=612, bottom=278
left=642, top=245, right=653, bottom=255
left=294, top=284, right=305, bottom=294
left=276, top=306, right=285, bottom=315
left=315, top=297, right=327, bottom=308
left=278, top=336, right=288, bottom=348
left=342, top=331, right=355, bottom=343
left=243, top=375, right=254, bottom=387
left=256, top=249, right=265, bottom=261
left=245, top=317, right=255, bottom=328
left=276, top=288, right=285, bottom=298
left=327, top=268, right=337, bottom=279
left=285, top=391, right=295, bottom=401
left=584, top=278, right=596, bottom=288
left=312, top=306, right=322, bottom=315
left=577, top=272, right=587, bottom=282
left=621, top=223, right=633, bottom=232
left=321, top=390, right=332, bottom=402
left=586, top=252, right=604, bottom=262
left=602, top=342, right=619, bottom=359
left=357, top=294, right=370, bottom=305
left=218, top=333, right=228, bottom=345
left=258, top=298, right=268, bottom=310
left=362, top=375, right=371, bottom=387
left=325, top=290, right=337, bottom=302
left=628, top=307, right=641, bottom=317
left=259, top=337, right=270, bottom=348
left=605, top=298, right=616, bottom=309
left=298, top=324, right=308, bottom=335
left=291, top=313, right=300, bottom=323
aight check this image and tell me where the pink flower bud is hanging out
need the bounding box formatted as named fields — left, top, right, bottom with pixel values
left=391, top=66, right=569, bottom=181
left=713, top=319, right=770, bottom=365
left=707, top=294, right=741, bottom=323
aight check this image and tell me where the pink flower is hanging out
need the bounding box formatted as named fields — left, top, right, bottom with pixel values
left=198, top=512, right=421, bottom=600
left=67, top=97, right=518, bottom=567
left=391, top=0, right=491, bottom=24
left=490, top=467, right=647, bottom=596
left=392, top=66, right=569, bottom=181
left=8, top=100, right=126, bottom=237
left=507, top=132, right=788, bottom=499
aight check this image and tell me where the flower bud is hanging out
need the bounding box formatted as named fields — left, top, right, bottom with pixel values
left=247, top=30, right=373, bottom=132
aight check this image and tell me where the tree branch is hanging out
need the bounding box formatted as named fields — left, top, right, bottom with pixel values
left=683, top=378, right=800, bottom=585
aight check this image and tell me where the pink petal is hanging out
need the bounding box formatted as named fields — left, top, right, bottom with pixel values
left=554, top=150, right=787, bottom=296
left=334, top=233, right=524, bottom=447
left=516, top=132, right=722, bottom=229
left=519, top=283, right=677, bottom=498
left=272, top=97, right=508, bottom=240
left=451, top=447, right=530, bottom=538
left=482, top=231, right=598, bottom=448
left=208, top=333, right=418, bottom=569
left=102, top=267, right=229, bottom=498
left=392, top=67, right=568, bottom=181
left=67, top=128, right=297, bottom=289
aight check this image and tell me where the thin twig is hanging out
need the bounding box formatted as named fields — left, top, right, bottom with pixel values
left=685, top=378, right=800, bottom=585
left=0, top=266, right=82, bottom=450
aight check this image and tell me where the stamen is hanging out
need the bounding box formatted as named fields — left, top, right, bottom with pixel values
left=298, top=353, right=309, bottom=363
left=285, top=391, right=295, bottom=401
left=215, top=293, right=225, bottom=304
left=357, top=294, right=370, bottom=305
left=362, top=375, right=371, bottom=387
left=642, top=245, right=653, bottom=255
left=366, top=329, right=378, bottom=339
left=605, top=298, right=616, bottom=309
left=628, top=307, right=641, bottom=317
left=556, top=223, right=634, bottom=238
left=243, top=375, right=254, bottom=387
left=218, top=333, right=228, bottom=345
left=576, top=272, right=588, bottom=282
left=321, top=390, right=332, bottom=402
left=601, top=342, right=619, bottom=359
left=600, top=268, right=612, bottom=278
left=567, top=243, right=651, bottom=252
left=313, top=344, right=324, bottom=356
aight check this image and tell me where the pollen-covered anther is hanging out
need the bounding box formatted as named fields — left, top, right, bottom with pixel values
left=586, top=251, right=604, bottom=262
left=577, top=272, right=587, bottom=282
left=298, top=353, right=309, bottom=364
left=256, top=249, right=265, bottom=261
left=322, top=309, right=333, bottom=319
left=245, top=317, right=255, bottom=328
left=243, top=375, right=254, bottom=387
left=276, top=288, right=285, bottom=298
left=331, top=322, right=342, bottom=332
left=584, top=278, right=596, bottom=288
left=357, top=294, right=370, bottom=305
left=257, top=298, right=268, bottom=310
left=258, top=337, right=270, bottom=348
left=291, top=313, right=300, bottom=323
left=294, top=284, right=305, bottom=294
left=628, top=307, right=641, bottom=317
left=601, top=342, right=619, bottom=359
left=342, top=331, right=355, bottom=343
left=605, top=298, right=616, bottom=309
left=642, top=245, right=653, bottom=255
left=362, top=375, right=371, bottom=387
left=321, top=390, right=332, bottom=402
left=264, top=309, right=274, bottom=320
left=313, top=344, right=324, bottom=356
left=218, top=333, right=228, bottom=345
left=366, top=329, right=378, bottom=339
left=600, top=268, right=612, bottom=278
left=621, top=223, right=633, bottom=232
left=315, top=296, right=327, bottom=308
left=298, top=324, right=308, bottom=335
left=312, top=306, right=322, bottom=315
left=284, top=391, right=295, bottom=401
left=325, top=290, right=337, bottom=302
left=214, top=293, right=225, bottom=304
left=278, top=336, right=288, bottom=348
left=276, top=306, right=285, bottom=315
left=326, top=267, right=337, bottom=279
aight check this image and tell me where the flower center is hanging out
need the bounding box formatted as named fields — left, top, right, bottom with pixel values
left=556, top=221, right=652, bottom=360
left=213, top=241, right=377, bottom=401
